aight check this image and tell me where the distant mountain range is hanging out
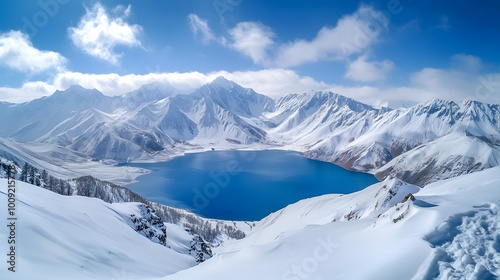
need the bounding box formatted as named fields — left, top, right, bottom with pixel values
left=1, top=77, right=500, bottom=185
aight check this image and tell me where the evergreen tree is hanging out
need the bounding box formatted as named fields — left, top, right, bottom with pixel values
left=20, top=162, right=28, bottom=182
left=41, top=169, right=48, bottom=187
left=29, top=165, right=36, bottom=185
left=48, top=175, right=55, bottom=191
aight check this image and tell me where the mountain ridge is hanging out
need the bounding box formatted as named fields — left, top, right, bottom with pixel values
left=1, top=77, right=500, bottom=185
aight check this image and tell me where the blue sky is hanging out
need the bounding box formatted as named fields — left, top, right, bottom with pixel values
left=0, top=0, right=499, bottom=107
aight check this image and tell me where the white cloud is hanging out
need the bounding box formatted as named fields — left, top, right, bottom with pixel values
left=224, top=5, right=388, bottom=67
left=273, top=6, right=388, bottom=67
left=360, top=55, right=499, bottom=107
left=409, top=67, right=484, bottom=103
left=227, top=22, right=274, bottom=65
left=0, top=81, right=57, bottom=103
left=188, top=14, right=216, bottom=44
left=209, top=69, right=331, bottom=98
left=68, top=3, right=142, bottom=64
left=189, top=6, right=388, bottom=68
left=2, top=54, right=499, bottom=108
left=0, top=31, right=66, bottom=73
left=0, top=69, right=332, bottom=103
left=52, top=71, right=209, bottom=95
left=52, top=69, right=330, bottom=99
left=451, top=54, right=482, bottom=72
left=344, top=55, right=394, bottom=82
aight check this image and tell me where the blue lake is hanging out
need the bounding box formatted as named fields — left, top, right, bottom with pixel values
left=123, top=150, right=378, bottom=221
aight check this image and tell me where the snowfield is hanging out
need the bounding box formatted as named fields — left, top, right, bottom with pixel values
left=0, top=180, right=195, bottom=280
left=1, top=166, right=500, bottom=279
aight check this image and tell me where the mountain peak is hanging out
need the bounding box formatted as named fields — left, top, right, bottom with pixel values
left=461, top=99, right=487, bottom=108
left=123, top=82, right=180, bottom=104
left=209, top=76, right=236, bottom=89
left=67, top=84, right=88, bottom=91
left=414, top=98, right=459, bottom=114
left=137, top=81, right=178, bottom=92
left=305, top=90, right=378, bottom=113
left=53, top=85, right=103, bottom=97
left=45, top=85, right=108, bottom=109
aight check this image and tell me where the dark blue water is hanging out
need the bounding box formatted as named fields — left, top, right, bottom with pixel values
left=123, top=150, right=378, bottom=221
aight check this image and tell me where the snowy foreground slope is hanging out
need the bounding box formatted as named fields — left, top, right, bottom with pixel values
left=0, top=179, right=195, bottom=280
left=1, top=167, right=499, bottom=279
left=163, top=167, right=500, bottom=280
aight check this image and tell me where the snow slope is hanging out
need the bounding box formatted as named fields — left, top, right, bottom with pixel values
left=0, top=179, right=195, bottom=280
left=162, top=166, right=500, bottom=280
left=0, top=137, right=148, bottom=185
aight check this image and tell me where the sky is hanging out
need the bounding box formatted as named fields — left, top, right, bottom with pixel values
left=0, top=0, right=499, bottom=107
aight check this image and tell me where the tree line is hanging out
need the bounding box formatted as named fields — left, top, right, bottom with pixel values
left=3, top=161, right=246, bottom=243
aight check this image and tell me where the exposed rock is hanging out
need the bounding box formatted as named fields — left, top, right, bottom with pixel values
left=129, top=204, right=167, bottom=246
left=187, top=233, right=213, bottom=263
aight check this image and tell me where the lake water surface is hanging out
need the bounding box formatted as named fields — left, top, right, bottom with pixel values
left=124, top=150, right=378, bottom=221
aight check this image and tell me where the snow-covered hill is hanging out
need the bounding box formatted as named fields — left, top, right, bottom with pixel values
left=0, top=179, right=196, bottom=280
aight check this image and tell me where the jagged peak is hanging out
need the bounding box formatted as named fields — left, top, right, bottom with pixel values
left=136, top=81, right=178, bottom=92
left=458, top=99, right=500, bottom=123
left=123, top=82, right=180, bottom=103
left=410, top=98, right=459, bottom=115
left=66, top=84, right=88, bottom=91
left=208, top=76, right=237, bottom=90
left=422, top=98, right=457, bottom=107
left=305, top=90, right=379, bottom=112
left=52, top=84, right=104, bottom=98
left=199, top=76, right=273, bottom=103
left=460, top=99, right=490, bottom=109
left=195, top=76, right=249, bottom=97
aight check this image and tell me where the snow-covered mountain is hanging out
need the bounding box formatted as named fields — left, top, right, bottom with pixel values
left=304, top=98, right=500, bottom=185
left=1, top=77, right=500, bottom=185
left=268, top=90, right=386, bottom=145
left=0, top=85, right=114, bottom=142
left=123, top=81, right=181, bottom=106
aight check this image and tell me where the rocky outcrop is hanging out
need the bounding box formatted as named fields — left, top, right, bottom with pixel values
left=129, top=204, right=168, bottom=246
